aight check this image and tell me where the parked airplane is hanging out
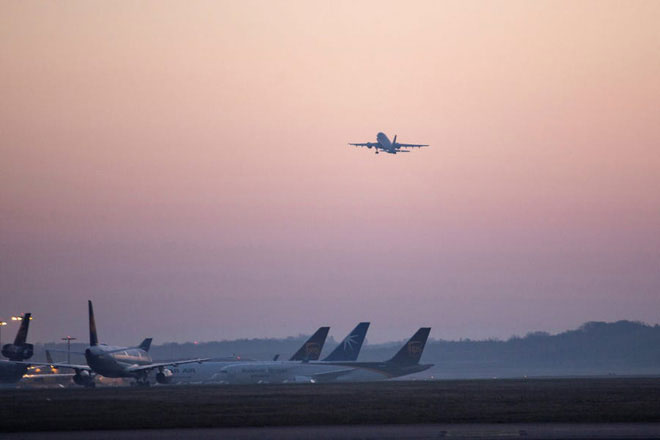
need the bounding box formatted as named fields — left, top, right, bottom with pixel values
left=165, top=323, right=369, bottom=385
left=217, top=324, right=439, bottom=385
left=349, top=132, right=428, bottom=154
left=0, top=313, right=33, bottom=385
left=161, top=326, right=330, bottom=384
left=316, top=327, right=433, bottom=382
left=23, top=301, right=207, bottom=387
left=219, top=327, right=430, bottom=384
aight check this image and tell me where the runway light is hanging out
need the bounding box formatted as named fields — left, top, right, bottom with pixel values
left=0, top=322, right=7, bottom=326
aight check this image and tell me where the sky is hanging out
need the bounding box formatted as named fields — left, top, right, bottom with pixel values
left=1, top=1, right=659, bottom=345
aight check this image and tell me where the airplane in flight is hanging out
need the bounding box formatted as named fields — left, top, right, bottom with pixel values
left=349, top=132, right=428, bottom=154
left=0, top=313, right=34, bottom=385
left=23, top=301, right=207, bottom=387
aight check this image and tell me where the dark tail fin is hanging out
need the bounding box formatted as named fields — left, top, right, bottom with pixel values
left=273, top=354, right=280, bottom=361
left=387, top=327, right=431, bottom=366
left=88, top=300, right=98, bottom=346
left=45, top=349, right=54, bottom=364
left=289, top=327, right=330, bottom=361
left=138, top=338, right=152, bottom=352
left=13, top=313, right=31, bottom=345
left=393, top=134, right=398, bottom=145
left=322, top=322, right=370, bottom=361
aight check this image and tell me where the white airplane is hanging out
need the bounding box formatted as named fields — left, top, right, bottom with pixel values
left=21, top=301, right=208, bottom=387
left=219, top=327, right=432, bottom=384
left=349, top=132, right=428, bottom=155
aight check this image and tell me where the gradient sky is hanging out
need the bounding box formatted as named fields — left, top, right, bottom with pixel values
left=1, top=1, right=659, bottom=345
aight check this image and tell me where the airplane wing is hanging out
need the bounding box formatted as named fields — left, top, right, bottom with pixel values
left=15, top=361, right=92, bottom=371
left=126, top=358, right=209, bottom=373
left=348, top=142, right=380, bottom=148
left=396, top=143, right=428, bottom=148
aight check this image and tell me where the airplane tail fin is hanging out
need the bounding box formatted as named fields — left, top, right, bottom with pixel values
left=1, top=313, right=34, bottom=361
left=88, top=300, right=98, bottom=346
left=289, top=327, right=330, bottom=361
left=322, top=322, right=370, bottom=361
left=13, top=313, right=31, bottom=345
left=393, top=134, right=398, bottom=145
left=387, top=328, right=431, bottom=366
left=45, top=349, right=54, bottom=364
left=138, top=338, right=153, bottom=352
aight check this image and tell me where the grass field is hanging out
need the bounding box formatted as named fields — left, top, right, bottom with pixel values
left=2, top=378, right=660, bottom=432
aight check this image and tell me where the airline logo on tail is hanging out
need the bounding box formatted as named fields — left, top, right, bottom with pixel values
left=304, top=342, right=321, bottom=358
left=407, top=340, right=423, bottom=356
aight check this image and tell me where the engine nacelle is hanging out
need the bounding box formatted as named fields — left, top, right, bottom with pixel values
left=285, top=376, right=316, bottom=384
left=156, top=368, right=174, bottom=384
left=1, top=343, right=34, bottom=361
left=73, top=370, right=94, bottom=387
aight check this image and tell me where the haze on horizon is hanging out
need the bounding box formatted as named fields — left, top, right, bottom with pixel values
left=1, top=1, right=659, bottom=345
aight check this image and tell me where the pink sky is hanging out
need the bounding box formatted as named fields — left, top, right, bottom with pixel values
left=1, top=1, right=659, bottom=344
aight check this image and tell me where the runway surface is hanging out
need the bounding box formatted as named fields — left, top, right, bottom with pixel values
left=3, top=378, right=660, bottom=434
left=6, top=424, right=660, bottom=439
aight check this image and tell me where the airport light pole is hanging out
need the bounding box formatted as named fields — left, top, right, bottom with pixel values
left=61, top=336, right=77, bottom=364
left=0, top=321, right=6, bottom=346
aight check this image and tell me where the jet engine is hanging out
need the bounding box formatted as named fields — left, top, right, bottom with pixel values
left=1, top=342, right=34, bottom=361
left=285, top=376, right=316, bottom=384
left=156, top=368, right=174, bottom=384
left=73, top=370, right=95, bottom=387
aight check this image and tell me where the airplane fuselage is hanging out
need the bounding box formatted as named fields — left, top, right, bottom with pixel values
left=376, top=132, right=393, bottom=150
left=0, top=360, right=28, bottom=384
left=85, top=345, right=152, bottom=378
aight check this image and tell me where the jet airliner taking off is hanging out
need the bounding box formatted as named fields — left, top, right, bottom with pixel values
left=349, top=132, right=428, bottom=154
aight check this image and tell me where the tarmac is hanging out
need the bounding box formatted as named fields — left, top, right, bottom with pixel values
left=7, top=424, right=660, bottom=439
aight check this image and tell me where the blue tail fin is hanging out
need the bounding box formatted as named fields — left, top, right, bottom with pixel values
left=387, top=328, right=431, bottom=366
left=138, top=338, right=152, bottom=352
left=88, top=300, right=99, bottom=346
left=322, top=322, right=370, bottom=361
left=13, top=313, right=31, bottom=345
left=289, top=327, right=329, bottom=361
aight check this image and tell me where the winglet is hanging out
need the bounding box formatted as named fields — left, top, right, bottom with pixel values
left=88, top=300, right=98, bottom=346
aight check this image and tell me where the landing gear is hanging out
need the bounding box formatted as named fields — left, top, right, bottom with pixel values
left=84, top=382, right=96, bottom=388
left=133, top=380, right=151, bottom=387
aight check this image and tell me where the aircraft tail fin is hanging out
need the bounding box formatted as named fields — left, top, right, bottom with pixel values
left=289, top=327, right=330, bottom=361
left=322, top=322, right=370, bottom=361
left=88, top=300, right=99, bottom=346
left=138, top=338, right=153, bottom=352
left=13, top=313, right=31, bottom=345
left=273, top=354, right=280, bottom=361
left=45, top=349, right=54, bottom=364
left=392, top=134, right=397, bottom=145
left=387, top=327, right=431, bottom=366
